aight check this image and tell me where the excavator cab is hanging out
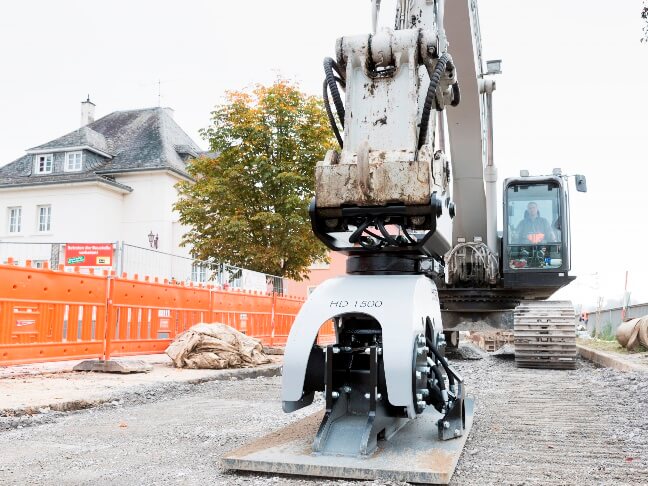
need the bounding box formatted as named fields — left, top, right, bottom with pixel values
left=502, top=172, right=585, bottom=293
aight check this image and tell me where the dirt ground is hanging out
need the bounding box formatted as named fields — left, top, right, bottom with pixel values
left=0, top=355, right=281, bottom=414
left=0, top=352, right=646, bottom=485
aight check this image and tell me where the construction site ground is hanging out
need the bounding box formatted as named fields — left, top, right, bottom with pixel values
left=1, top=350, right=647, bottom=485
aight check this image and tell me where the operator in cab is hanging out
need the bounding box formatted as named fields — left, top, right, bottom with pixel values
left=516, top=201, right=555, bottom=244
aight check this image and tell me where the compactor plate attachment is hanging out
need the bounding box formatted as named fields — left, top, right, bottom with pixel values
left=222, top=398, right=474, bottom=484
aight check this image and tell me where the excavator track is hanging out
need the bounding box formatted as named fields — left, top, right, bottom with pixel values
left=513, top=301, right=577, bottom=370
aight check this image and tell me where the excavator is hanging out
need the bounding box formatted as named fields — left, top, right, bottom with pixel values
left=223, top=0, right=587, bottom=482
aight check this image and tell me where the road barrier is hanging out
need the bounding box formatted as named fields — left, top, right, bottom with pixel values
left=0, top=259, right=330, bottom=366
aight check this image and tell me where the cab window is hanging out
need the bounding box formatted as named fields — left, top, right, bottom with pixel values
left=506, top=183, right=563, bottom=270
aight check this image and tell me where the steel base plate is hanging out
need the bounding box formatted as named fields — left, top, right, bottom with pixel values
left=222, top=397, right=474, bottom=484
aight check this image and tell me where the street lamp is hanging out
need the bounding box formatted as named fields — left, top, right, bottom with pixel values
left=148, top=231, right=158, bottom=249
left=486, top=59, right=502, bottom=75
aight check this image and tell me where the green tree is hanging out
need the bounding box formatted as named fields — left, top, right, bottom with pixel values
left=175, top=80, right=334, bottom=280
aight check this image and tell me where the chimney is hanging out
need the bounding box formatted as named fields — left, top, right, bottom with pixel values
left=81, top=96, right=95, bottom=126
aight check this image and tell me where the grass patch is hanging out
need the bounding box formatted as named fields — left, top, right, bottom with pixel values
left=578, top=338, right=648, bottom=355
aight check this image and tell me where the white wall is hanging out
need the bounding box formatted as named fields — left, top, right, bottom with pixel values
left=0, top=182, right=123, bottom=243
left=116, top=171, right=191, bottom=257
left=0, top=172, right=194, bottom=280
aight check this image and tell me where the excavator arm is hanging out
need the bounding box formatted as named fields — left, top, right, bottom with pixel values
left=225, top=1, right=586, bottom=482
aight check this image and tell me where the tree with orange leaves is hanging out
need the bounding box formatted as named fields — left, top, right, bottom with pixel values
left=175, top=80, right=334, bottom=280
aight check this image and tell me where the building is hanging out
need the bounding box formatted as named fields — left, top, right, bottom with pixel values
left=0, top=100, right=201, bottom=278
left=0, top=99, right=339, bottom=292
left=285, top=252, right=347, bottom=298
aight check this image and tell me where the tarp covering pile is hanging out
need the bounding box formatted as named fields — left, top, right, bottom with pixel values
left=616, top=317, right=648, bottom=351
left=165, top=323, right=272, bottom=369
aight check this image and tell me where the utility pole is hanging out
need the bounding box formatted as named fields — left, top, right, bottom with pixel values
left=621, top=270, right=630, bottom=322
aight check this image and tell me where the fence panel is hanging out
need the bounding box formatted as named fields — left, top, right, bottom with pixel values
left=106, top=276, right=212, bottom=358
left=1, top=262, right=334, bottom=366
left=210, top=289, right=275, bottom=343
left=0, top=261, right=108, bottom=364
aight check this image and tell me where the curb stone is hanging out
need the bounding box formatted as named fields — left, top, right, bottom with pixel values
left=577, top=345, right=648, bottom=373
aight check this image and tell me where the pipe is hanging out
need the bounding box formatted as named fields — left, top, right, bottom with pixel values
left=435, top=0, right=448, bottom=52
left=396, top=0, right=408, bottom=29
left=371, top=0, right=382, bottom=34
left=436, top=110, right=446, bottom=153
left=485, top=89, right=494, bottom=168
left=483, top=85, right=498, bottom=253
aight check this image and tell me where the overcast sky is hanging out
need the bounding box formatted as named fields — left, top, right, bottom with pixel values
left=1, top=0, right=646, bottom=309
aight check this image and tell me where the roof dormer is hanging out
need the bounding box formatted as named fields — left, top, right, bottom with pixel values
left=33, top=153, right=53, bottom=174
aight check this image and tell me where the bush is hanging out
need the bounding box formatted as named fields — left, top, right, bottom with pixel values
left=598, top=322, right=617, bottom=342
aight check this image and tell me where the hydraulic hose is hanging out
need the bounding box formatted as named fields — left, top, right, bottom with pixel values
left=323, top=57, right=345, bottom=128
left=426, top=336, right=456, bottom=388
left=430, top=364, right=446, bottom=390
left=323, top=79, right=344, bottom=148
left=426, top=377, right=446, bottom=413
left=418, top=53, right=450, bottom=149
left=349, top=219, right=371, bottom=244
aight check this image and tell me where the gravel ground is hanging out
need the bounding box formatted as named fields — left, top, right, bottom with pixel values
left=0, top=351, right=646, bottom=485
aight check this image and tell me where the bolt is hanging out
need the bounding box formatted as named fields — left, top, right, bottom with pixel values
left=454, top=429, right=461, bottom=437
left=331, top=391, right=339, bottom=399
left=364, top=393, right=371, bottom=399
left=376, top=393, right=382, bottom=401
left=417, top=335, right=426, bottom=345
left=377, top=347, right=383, bottom=355
left=417, top=346, right=429, bottom=356
left=341, top=386, right=352, bottom=393
left=416, top=371, right=422, bottom=380
left=364, top=347, right=371, bottom=354
left=417, top=401, right=427, bottom=410
left=416, top=393, right=423, bottom=401
left=421, top=389, right=430, bottom=397
left=443, top=421, right=450, bottom=429
left=332, top=347, right=340, bottom=354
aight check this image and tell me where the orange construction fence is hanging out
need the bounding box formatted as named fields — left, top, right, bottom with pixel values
left=0, top=259, right=335, bottom=366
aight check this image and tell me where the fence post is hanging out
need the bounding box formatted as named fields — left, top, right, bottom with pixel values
left=270, top=291, right=277, bottom=346
left=103, top=275, right=116, bottom=361
left=208, top=286, right=214, bottom=323
left=116, top=241, right=125, bottom=277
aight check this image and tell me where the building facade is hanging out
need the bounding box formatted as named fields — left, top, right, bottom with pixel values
left=0, top=101, right=201, bottom=278
left=285, top=252, right=347, bottom=298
